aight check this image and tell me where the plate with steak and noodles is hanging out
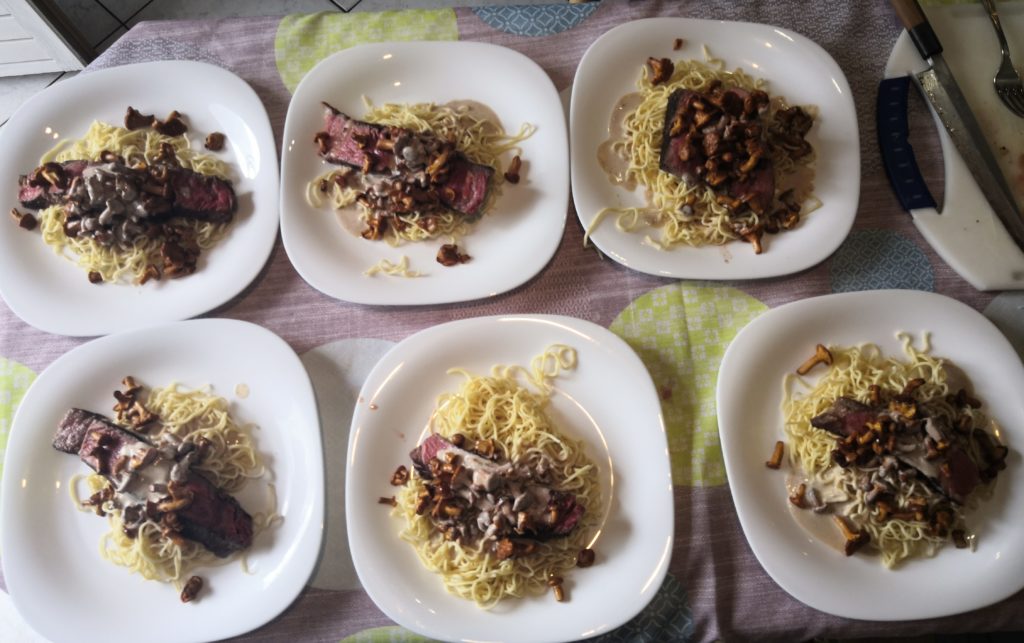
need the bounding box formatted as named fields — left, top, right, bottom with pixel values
left=279, top=41, right=568, bottom=305
left=0, top=61, right=278, bottom=336
left=717, top=290, right=1024, bottom=619
left=0, top=319, right=323, bottom=643
left=346, top=315, right=672, bottom=642
left=570, top=18, right=859, bottom=279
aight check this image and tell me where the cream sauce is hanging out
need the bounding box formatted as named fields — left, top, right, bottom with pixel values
left=785, top=474, right=846, bottom=553
left=597, top=92, right=642, bottom=191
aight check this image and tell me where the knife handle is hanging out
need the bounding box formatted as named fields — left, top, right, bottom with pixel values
left=877, top=77, right=938, bottom=212
left=891, top=0, right=943, bottom=59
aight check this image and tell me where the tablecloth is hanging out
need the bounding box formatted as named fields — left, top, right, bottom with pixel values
left=2, top=1, right=1024, bottom=641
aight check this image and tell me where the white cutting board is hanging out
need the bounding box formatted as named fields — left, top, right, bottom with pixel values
left=885, top=1, right=1024, bottom=290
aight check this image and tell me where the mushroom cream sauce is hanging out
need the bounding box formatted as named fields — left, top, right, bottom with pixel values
left=590, top=51, right=818, bottom=253
left=392, top=345, right=601, bottom=608
left=781, top=334, right=1005, bottom=568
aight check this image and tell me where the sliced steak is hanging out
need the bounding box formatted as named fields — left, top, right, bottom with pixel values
left=17, top=160, right=90, bottom=210
left=167, top=167, right=236, bottom=223
left=54, top=408, right=253, bottom=557
left=658, top=89, right=705, bottom=182
left=657, top=83, right=794, bottom=219
left=810, top=397, right=876, bottom=437
left=319, top=102, right=395, bottom=173
left=438, top=153, right=494, bottom=219
left=407, top=433, right=585, bottom=544
left=175, top=475, right=254, bottom=557
left=17, top=160, right=235, bottom=224
left=728, top=161, right=775, bottom=217
left=317, top=102, right=496, bottom=223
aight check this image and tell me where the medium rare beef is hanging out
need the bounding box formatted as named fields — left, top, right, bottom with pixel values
left=17, top=160, right=236, bottom=224
left=316, top=102, right=496, bottom=222
left=658, top=89, right=705, bottom=182
left=167, top=167, right=236, bottom=222
left=17, top=160, right=90, bottom=209
left=811, top=396, right=988, bottom=505
left=437, top=154, right=494, bottom=219
left=319, top=103, right=395, bottom=172
left=658, top=84, right=784, bottom=217
left=54, top=408, right=253, bottom=557
left=408, top=433, right=585, bottom=543
left=810, top=397, right=876, bottom=437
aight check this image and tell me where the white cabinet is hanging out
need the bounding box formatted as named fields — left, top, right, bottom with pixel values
left=0, top=0, right=85, bottom=77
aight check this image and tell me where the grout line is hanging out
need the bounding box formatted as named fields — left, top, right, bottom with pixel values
left=124, top=0, right=157, bottom=26
left=45, top=71, right=67, bottom=87
left=92, top=25, right=123, bottom=49
left=93, top=0, right=129, bottom=29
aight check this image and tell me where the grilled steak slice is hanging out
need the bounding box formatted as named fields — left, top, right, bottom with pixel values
left=408, top=433, right=585, bottom=542
left=17, top=160, right=90, bottom=210
left=438, top=153, right=495, bottom=219
left=658, top=89, right=705, bottom=182
left=317, top=102, right=496, bottom=220
left=658, top=84, right=782, bottom=217
left=54, top=408, right=253, bottom=557
left=810, top=397, right=875, bottom=437
left=319, top=102, right=396, bottom=173
left=728, top=159, right=775, bottom=217
left=17, top=160, right=236, bottom=224
left=166, top=168, right=236, bottom=223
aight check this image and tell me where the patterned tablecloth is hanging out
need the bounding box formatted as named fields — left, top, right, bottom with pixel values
left=3, top=1, right=1024, bottom=641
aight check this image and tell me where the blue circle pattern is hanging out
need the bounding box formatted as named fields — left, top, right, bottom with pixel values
left=472, top=3, right=599, bottom=36
left=830, top=229, right=934, bottom=293
left=592, top=573, right=695, bottom=642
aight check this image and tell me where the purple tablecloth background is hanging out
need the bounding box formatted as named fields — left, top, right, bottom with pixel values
left=2, top=1, right=1023, bottom=641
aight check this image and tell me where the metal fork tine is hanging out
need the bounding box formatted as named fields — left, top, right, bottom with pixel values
left=982, top=0, right=1024, bottom=118
left=1009, top=91, right=1024, bottom=116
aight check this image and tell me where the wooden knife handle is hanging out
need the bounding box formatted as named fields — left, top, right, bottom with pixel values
left=891, top=0, right=943, bottom=59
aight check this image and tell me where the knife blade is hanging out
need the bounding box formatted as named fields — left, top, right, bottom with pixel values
left=891, top=0, right=1024, bottom=250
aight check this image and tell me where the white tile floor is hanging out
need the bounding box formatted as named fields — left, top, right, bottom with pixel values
left=0, top=0, right=557, bottom=126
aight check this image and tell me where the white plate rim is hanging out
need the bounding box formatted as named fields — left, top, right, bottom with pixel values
left=344, top=314, right=673, bottom=642
left=0, top=318, right=324, bottom=642
left=569, top=17, right=860, bottom=279
left=279, top=41, right=569, bottom=306
left=0, top=60, right=280, bottom=337
left=716, top=289, right=1024, bottom=620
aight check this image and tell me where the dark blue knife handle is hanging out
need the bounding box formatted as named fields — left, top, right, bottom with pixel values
left=877, top=76, right=938, bottom=212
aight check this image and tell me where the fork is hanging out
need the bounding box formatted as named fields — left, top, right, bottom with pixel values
left=981, top=0, right=1024, bottom=117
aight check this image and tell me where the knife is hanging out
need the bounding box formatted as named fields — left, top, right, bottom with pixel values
left=891, top=0, right=1024, bottom=251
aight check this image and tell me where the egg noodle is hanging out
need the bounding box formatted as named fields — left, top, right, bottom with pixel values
left=783, top=334, right=992, bottom=568
left=70, top=382, right=279, bottom=589
left=394, top=345, right=601, bottom=608
left=362, top=255, right=423, bottom=278
left=38, top=121, right=232, bottom=283
left=587, top=48, right=818, bottom=250
left=307, top=99, right=535, bottom=247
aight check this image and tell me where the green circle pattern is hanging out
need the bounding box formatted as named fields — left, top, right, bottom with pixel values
left=274, top=10, right=459, bottom=95
left=340, top=627, right=432, bottom=643
left=610, top=283, right=767, bottom=487
left=0, top=358, right=37, bottom=482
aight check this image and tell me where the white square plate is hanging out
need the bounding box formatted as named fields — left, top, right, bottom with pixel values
left=570, top=18, right=859, bottom=279
left=717, top=290, right=1024, bottom=619
left=0, top=319, right=324, bottom=642
left=0, top=61, right=279, bottom=337
left=280, top=42, right=568, bottom=305
left=346, top=315, right=672, bottom=641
